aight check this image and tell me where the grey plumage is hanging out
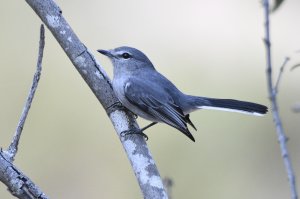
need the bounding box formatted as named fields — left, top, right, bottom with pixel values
left=98, top=46, right=268, bottom=142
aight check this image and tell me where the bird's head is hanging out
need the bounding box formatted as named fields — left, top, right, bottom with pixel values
left=97, top=46, right=155, bottom=74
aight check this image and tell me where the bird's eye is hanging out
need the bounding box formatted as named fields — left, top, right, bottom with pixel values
left=122, top=53, right=131, bottom=59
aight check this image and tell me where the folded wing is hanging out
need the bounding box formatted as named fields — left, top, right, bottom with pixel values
left=124, top=78, right=195, bottom=141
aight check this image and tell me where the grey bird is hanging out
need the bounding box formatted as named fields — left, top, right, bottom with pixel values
left=98, top=46, right=268, bottom=142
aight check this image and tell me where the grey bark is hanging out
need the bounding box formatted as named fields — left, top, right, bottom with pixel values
left=0, top=25, right=48, bottom=199
left=0, top=152, right=48, bottom=199
left=263, top=1, right=298, bottom=198
left=25, top=0, right=168, bottom=198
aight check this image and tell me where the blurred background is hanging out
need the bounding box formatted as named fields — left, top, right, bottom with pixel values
left=0, top=0, right=299, bottom=198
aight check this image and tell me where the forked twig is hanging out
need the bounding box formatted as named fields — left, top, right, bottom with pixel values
left=263, top=1, right=298, bottom=199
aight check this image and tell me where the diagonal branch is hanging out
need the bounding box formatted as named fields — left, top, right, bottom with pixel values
left=6, top=25, right=45, bottom=161
left=263, top=1, right=298, bottom=199
left=0, top=151, right=48, bottom=199
left=0, top=24, right=49, bottom=199
left=24, top=0, right=168, bottom=198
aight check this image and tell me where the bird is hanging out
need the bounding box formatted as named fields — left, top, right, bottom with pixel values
left=97, top=46, right=268, bottom=142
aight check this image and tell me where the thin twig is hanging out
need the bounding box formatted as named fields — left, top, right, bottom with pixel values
left=6, top=24, right=45, bottom=161
left=0, top=24, right=49, bottom=199
left=274, top=57, right=290, bottom=93
left=290, top=63, right=300, bottom=71
left=263, top=1, right=298, bottom=199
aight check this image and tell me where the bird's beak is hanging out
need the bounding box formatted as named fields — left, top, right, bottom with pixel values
left=97, top=49, right=115, bottom=58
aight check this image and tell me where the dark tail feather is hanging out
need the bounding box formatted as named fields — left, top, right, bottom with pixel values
left=192, top=97, right=268, bottom=115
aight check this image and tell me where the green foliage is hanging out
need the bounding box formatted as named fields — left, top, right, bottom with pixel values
left=272, top=0, right=286, bottom=12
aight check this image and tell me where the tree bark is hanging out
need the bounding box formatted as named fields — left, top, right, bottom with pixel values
left=25, top=0, right=168, bottom=198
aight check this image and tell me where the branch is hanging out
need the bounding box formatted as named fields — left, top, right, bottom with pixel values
left=5, top=25, right=45, bottom=161
left=263, top=1, right=298, bottom=199
left=0, top=152, right=48, bottom=199
left=274, top=57, right=289, bottom=93
left=0, top=25, right=49, bottom=199
left=290, top=63, right=300, bottom=71
left=24, top=0, right=167, bottom=198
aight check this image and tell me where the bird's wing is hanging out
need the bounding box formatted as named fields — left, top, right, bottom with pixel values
left=124, top=79, right=195, bottom=141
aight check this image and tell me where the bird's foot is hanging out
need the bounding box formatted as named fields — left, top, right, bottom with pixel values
left=125, top=109, right=138, bottom=119
left=120, top=129, right=148, bottom=141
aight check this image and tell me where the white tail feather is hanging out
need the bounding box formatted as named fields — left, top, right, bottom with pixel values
left=198, top=106, right=264, bottom=116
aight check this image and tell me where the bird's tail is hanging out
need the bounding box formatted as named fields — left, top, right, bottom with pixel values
left=187, top=96, right=268, bottom=116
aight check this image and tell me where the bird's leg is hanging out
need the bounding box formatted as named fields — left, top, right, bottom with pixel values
left=140, top=122, right=158, bottom=131
left=120, top=122, right=158, bottom=141
left=127, top=110, right=138, bottom=119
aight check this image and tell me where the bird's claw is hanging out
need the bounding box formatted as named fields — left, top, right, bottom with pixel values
left=132, top=113, right=138, bottom=119
left=120, top=129, right=148, bottom=141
